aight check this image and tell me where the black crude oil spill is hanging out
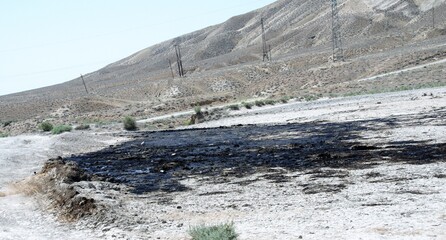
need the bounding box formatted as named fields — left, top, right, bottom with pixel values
left=68, top=112, right=446, bottom=194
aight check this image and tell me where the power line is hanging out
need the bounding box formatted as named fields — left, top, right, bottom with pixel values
left=0, top=0, right=275, bottom=54
left=1, top=61, right=108, bottom=79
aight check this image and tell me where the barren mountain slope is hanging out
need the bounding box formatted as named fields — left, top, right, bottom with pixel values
left=101, top=0, right=445, bottom=71
left=1, top=0, right=445, bottom=126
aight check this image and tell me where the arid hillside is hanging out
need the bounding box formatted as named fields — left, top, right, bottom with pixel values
left=1, top=0, right=446, bottom=129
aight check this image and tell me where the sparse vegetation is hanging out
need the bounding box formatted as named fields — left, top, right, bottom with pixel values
left=90, top=120, right=108, bottom=127
left=2, top=120, right=14, bottom=127
left=254, top=100, right=265, bottom=107
left=51, top=125, right=72, bottom=134
left=189, top=222, right=238, bottom=240
left=265, top=99, right=276, bottom=105
left=123, top=116, right=137, bottom=131
left=0, top=132, right=8, bottom=138
left=39, top=121, right=53, bottom=132
left=303, top=95, right=318, bottom=101
left=79, top=118, right=113, bottom=127
left=242, top=102, right=253, bottom=109
left=280, top=96, right=291, bottom=103
left=74, top=124, right=90, bottom=130
left=344, top=82, right=446, bottom=98
left=185, top=119, right=193, bottom=126
left=227, top=104, right=240, bottom=111
left=194, top=106, right=202, bottom=114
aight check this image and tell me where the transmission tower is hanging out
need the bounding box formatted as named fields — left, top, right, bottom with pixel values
left=331, top=0, right=344, bottom=62
left=174, top=45, right=184, bottom=77
left=261, top=18, right=270, bottom=62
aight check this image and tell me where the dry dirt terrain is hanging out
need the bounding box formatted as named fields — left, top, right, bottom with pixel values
left=1, top=87, right=444, bottom=239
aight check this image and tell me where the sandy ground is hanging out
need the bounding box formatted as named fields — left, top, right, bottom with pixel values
left=0, top=133, right=126, bottom=240
left=1, top=87, right=446, bottom=239
left=190, top=87, right=446, bottom=129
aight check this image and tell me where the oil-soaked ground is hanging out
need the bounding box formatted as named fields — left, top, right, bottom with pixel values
left=68, top=109, right=446, bottom=195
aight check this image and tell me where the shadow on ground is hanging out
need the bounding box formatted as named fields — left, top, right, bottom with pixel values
left=68, top=110, right=446, bottom=194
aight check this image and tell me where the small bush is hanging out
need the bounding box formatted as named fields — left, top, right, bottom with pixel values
left=0, top=132, right=8, bottom=138
left=75, top=124, right=90, bottom=130
left=194, top=106, right=202, bottom=114
left=242, top=102, right=253, bottom=109
left=227, top=104, right=240, bottom=111
left=265, top=99, right=276, bottom=105
left=39, top=122, right=53, bottom=132
left=2, top=120, right=13, bottom=127
left=123, top=116, right=137, bottom=131
left=303, top=95, right=317, bottom=101
left=51, top=125, right=72, bottom=134
left=189, top=222, right=238, bottom=240
left=185, top=119, right=194, bottom=126
left=254, top=100, right=265, bottom=107
left=280, top=96, right=291, bottom=103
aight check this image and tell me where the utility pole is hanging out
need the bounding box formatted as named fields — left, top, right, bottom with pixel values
left=331, top=0, right=344, bottom=62
left=168, top=59, right=175, bottom=79
left=268, top=44, right=272, bottom=61
left=432, top=5, right=435, bottom=29
left=261, top=18, right=270, bottom=62
left=174, top=45, right=185, bottom=77
left=80, top=74, right=89, bottom=94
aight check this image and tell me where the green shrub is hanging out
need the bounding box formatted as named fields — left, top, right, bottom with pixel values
left=265, top=99, right=276, bottom=105
left=194, top=106, right=202, bottom=114
left=74, top=124, right=90, bottom=130
left=123, top=116, right=137, bottom=131
left=189, top=222, right=238, bottom=240
left=2, top=120, right=13, bottom=127
left=0, top=132, right=8, bottom=138
left=39, top=122, right=53, bottom=132
left=303, top=95, right=317, bottom=101
left=51, top=125, right=72, bottom=134
left=227, top=104, right=240, bottom=111
left=280, top=96, right=291, bottom=103
left=254, top=100, right=265, bottom=107
left=185, top=119, right=194, bottom=126
left=242, top=102, right=253, bottom=109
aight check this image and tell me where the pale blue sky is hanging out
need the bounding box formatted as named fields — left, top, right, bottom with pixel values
left=0, top=0, right=276, bottom=96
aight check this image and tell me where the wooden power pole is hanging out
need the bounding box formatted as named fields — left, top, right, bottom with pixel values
left=261, top=18, right=270, bottom=62
left=331, top=0, right=344, bottom=62
left=168, top=59, right=175, bottom=79
left=174, top=45, right=185, bottom=77
left=432, top=5, right=436, bottom=29
left=80, top=74, right=89, bottom=94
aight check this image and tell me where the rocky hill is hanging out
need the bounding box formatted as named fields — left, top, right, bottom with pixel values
left=96, top=0, right=445, bottom=77
left=1, top=0, right=446, bottom=129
